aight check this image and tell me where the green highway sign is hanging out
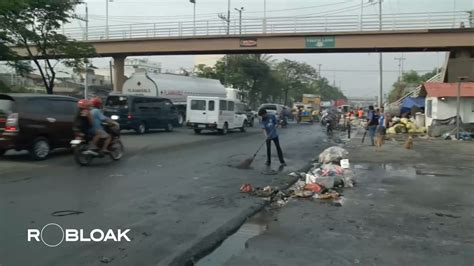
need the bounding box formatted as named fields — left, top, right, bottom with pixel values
left=305, top=36, right=335, bottom=48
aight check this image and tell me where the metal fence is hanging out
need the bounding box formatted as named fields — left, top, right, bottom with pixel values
left=63, top=11, right=471, bottom=41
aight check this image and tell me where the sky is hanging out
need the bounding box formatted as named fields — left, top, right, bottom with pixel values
left=10, top=0, right=474, bottom=97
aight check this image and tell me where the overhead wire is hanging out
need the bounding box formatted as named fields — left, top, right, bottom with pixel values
left=77, top=0, right=368, bottom=23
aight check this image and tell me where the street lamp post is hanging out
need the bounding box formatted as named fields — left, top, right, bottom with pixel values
left=378, top=0, right=383, bottom=107
left=190, top=0, right=196, bottom=35
left=235, top=7, right=244, bottom=34
left=105, top=0, right=114, bottom=39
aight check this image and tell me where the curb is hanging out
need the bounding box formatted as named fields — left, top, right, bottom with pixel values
left=159, top=163, right=314, bottom=266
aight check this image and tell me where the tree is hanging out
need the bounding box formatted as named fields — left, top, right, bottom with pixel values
left=194, top=55, right=346, bottom=107
left=387, top=68, right=439, bottom=103
left=274, top=59, right=317, bottom=105
left=0, top=0, right=95, bottom=94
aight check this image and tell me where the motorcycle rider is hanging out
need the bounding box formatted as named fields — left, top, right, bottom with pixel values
left=73, top=99, right=93, bottom=137
left=90, top=97, right=112, bottom=154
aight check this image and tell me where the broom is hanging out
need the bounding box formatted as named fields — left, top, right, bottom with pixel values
left=237, top=125, right=278, bottom=169
left=237, top=140, right=266, bottom=169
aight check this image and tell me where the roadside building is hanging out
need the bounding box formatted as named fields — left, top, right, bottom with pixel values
left=423, top=82, right=474, bottom=127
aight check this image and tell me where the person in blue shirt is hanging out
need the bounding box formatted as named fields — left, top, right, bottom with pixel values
left=259, top=109, right=286, bottom=166
left=366, top=105, right=379, bottom=146
left=90, top=97, right=112, bottom=154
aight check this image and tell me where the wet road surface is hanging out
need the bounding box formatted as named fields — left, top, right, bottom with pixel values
left=224, top=134, right=474, bottom=266
left=0, top=123, right=329, bottom=266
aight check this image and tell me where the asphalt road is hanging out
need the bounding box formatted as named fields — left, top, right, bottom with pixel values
left=0, top=123, right=330, bottom=266
left=225, top=132, right=474, bottom=266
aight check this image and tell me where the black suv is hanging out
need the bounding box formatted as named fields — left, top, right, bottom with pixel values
left=0, top=94, right=78, bottom=160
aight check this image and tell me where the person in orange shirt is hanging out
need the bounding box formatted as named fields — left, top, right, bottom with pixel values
left=357, top=108, right=364, bottom=119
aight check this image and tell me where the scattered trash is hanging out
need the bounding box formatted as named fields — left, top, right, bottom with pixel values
left=51, top=210, right=84, bottom=217
left=252, top=186, right=276, bottom=197
left=458, top=131, right=473, bottom=141
left=318, top=146, right=349, bottom=164
left=318, top=192, right=340, bottom=200
left=305, top=173, right=317, bottom=184
left=293, top=190, right=314, bottom=198
left=314, top=175, right=335, bottom=188
left=142, top=232, right=151, bottom=237
left=340, top=159, right=350, bottom=169
left=333, top=197, right=345, bottom=207
left=240, top=183, right=253, bottom=193
left=100, top=257, right=113, bottom=264
left=246, top=146, right=354, bottom=208
left=435, top=212, right=461, bottom=219
left=304, top=183, right=323, bottom=193
left=442, top=132, right=452, bottom=140
left=288, top=172, right=298, bottom=177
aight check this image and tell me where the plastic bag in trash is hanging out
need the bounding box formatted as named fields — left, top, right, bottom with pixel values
left=314, top=175, right=335, bottom=188
left=318, top=146, right=349, bottom=164
left=343, top=169, right=355, bottom=188
left=340, top=159, right=350, bottom=169
left=305, top=173, right=317, bottom=184
left=321, top=163, right=345, bottom=175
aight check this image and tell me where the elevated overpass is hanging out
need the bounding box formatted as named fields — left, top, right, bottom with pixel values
left=8, top=11, right=474, bottom=91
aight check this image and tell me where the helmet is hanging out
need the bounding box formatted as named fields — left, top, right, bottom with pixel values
left=77, top=99, right=90, bottom=109
left=91, top=97, right=102, bottom=108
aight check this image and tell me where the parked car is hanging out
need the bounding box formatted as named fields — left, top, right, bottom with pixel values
left=236, top=102, right=255, bottom=127
left=258, top=103, right=284, bottom=118
left=186, top=96, right=247, bottom=134
left=0, top=93, right=78, bottom=160
left=104, top=94, right=179, bottom=134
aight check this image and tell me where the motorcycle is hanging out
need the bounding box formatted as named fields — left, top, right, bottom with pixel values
left=280, top=115, right=288, bottom=128
left=322, top=117, right=334, bottom=136
left=70, top=122, right=124, bottom=166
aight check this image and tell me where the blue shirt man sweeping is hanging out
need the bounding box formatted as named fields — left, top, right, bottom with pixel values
left=259, top=109, right=286, bottom=166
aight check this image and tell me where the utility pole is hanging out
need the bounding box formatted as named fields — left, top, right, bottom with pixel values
left=317, top=64, right=322, bottom=79
left=78, top=1, right=89, bottom=40
left=109, top=60, right=114, bottom=89
left=235, top=7, right=244, bottom=34
left=263, top=0, right=267, bottom=33
left=190, top=0, right=196, bottom=35
left=227, top=0, right=231, bottom=35
left=456, top=76, right=469, bottom=139
left=394, top=53, right=406, bottom=82
left=218, top=0, right=231, bottom=35
left=85, top=3, right=89, bottom=40
left=378, top=0, right=383, bottom=107
left=105, top=0, right=109, bottom=38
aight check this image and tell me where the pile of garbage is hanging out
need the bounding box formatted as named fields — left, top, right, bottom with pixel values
left=289, top=146, right=354, bottom=206
left=387, top=117, right=426, bottom=135
left=240, top=146, right=354, bottom=208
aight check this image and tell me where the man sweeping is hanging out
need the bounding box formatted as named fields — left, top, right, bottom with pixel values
left=259, top=109, right=286, bottom=166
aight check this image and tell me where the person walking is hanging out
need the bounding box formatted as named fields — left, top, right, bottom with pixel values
left=366, top=105, right=379, bottom=146
left=259, top=109, right=286, bottom=166
left=375, top=107, right=387, bottom=150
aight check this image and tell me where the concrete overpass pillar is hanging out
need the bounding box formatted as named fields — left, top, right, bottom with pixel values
left=446, top=48, right=474, bottom=82
left=113, top=56, right=126, bottom=92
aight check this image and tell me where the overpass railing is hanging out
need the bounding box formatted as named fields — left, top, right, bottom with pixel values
left=63, top=11, right=471, bottom=41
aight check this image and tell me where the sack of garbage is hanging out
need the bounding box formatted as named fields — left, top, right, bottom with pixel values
left=387, top=127, right=397, bottom=135
left=314, top=175, right=335, bottom=188
left=321, top=163, right=344, bottom=175
left=318, top=146, right=349, bottom=164
left=400, top=118, right=409, bottom=125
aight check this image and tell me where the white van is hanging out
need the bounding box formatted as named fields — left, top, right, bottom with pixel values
left=186, top=96, right=248, bottom=134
